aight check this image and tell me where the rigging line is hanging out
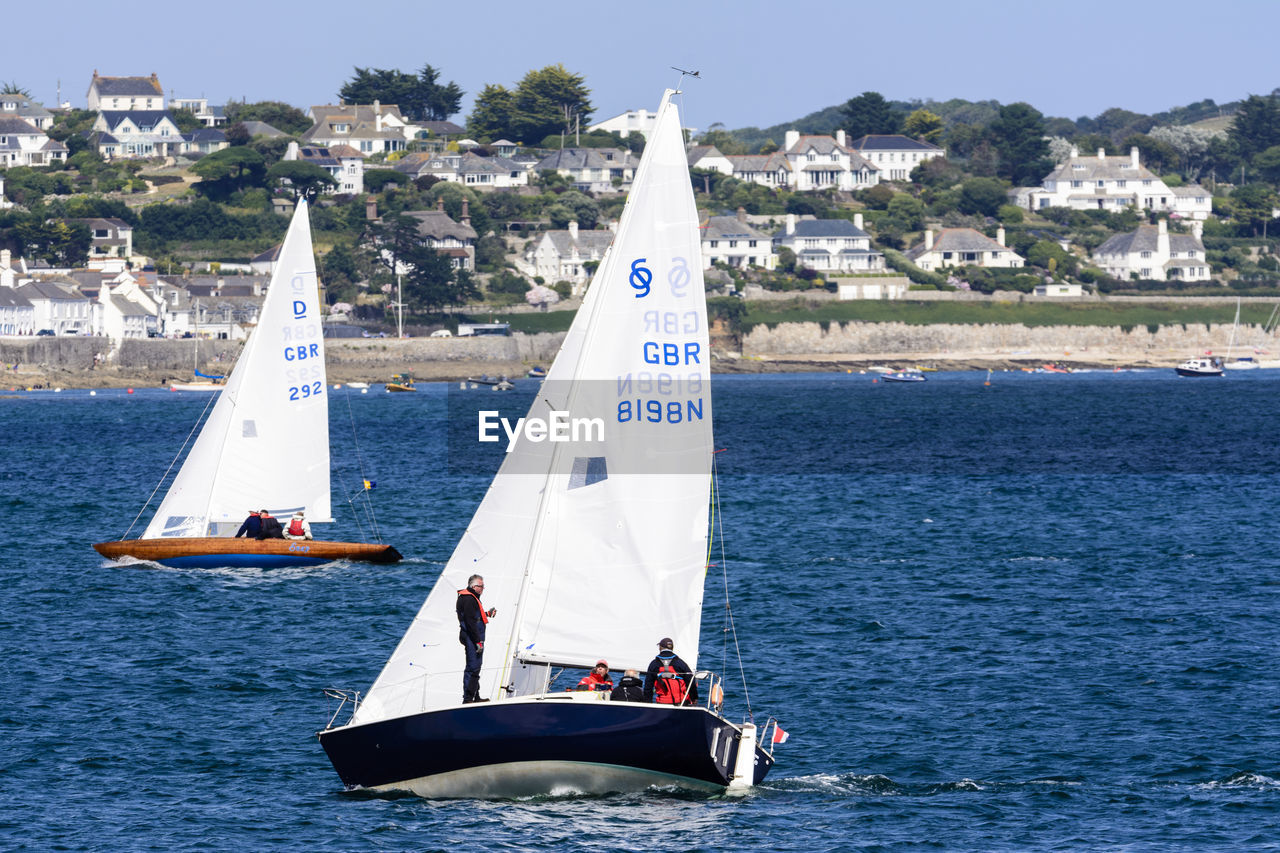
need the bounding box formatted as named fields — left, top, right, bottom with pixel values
left=120, top=390, right=219, bottom=540
left=712, top=452, right=752, bottom=720
left=342, top=386, right=382, bottom=542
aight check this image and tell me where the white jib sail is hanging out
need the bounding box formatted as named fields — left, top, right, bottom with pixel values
left=352, top=90, right=710, bottom=724
left=143, top=200, right=332, bottom=538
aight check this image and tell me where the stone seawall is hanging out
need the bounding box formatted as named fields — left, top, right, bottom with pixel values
left=741, top=320, right=1242, bottom=363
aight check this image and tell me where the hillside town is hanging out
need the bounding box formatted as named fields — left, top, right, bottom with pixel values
left=0, top=66, right=1276, bottom=347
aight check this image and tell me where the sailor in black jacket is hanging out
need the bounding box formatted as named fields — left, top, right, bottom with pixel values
left=456, top=574, right=496, bottom=703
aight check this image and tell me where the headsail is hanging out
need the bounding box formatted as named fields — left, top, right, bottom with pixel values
left=143, top=200, right=332, bottom=538
left=352, top=90, right=710, bottom=725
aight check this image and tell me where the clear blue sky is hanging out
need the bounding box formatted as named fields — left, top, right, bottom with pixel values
left=7, top=0, right=1277, bottom=132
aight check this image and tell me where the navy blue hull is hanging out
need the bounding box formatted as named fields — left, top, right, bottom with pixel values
left=319, top=700, right=773, bottom=796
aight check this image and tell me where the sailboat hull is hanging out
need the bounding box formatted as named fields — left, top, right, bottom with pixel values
left=319, top=699, right=774, bottom=798
left=93, top=537, right=401, bottom=568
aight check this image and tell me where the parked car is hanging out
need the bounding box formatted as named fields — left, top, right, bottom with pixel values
left=36, top=329, right=54, bottom=336
left=429, top=329, right=453, bottom=338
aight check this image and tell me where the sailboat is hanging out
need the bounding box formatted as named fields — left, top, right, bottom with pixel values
left=94, top=200, right=401, bottom=569
left=1223, top=297, right=1260, bottom=370
left=318, top=88, right=778, bottom=797
left=170, top=299, right=226, bottom=391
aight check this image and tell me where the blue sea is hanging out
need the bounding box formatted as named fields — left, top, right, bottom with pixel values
left=3, top=370, right=1279, bottom=851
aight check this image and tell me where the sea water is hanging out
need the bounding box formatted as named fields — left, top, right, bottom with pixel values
left=2, top=371, right=1278, bottom=851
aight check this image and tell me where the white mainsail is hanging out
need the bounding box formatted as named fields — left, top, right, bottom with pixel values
left=352, top=89, right=711, bottom=725
left=143, top=200, right=332, bottom=538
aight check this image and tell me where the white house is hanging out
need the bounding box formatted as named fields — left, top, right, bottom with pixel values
left=783, top=130, right=878, bottom=192
left=848, top=134, right=945, bottom=181
left=401, top=199, right=479, bottom=270
left=0, top=94, right=54, bottom=130
left=0, top=250, right=34, bottom=334
left=302, top=102, right=411, bottom=157
left=1092, top=219, right=1211, bottom=282
left=98, top=274, right=160, bottom=340
left=522, top=220, right=616, bottom=295
left=404, top=151, right=531, bottom=189
left=0, top=115, right=67, bottom=167
left=905, top=228, right=1025, bottom=270
left=773, top=213, right=884, bottom=273
left=181, top=128, right=229, bottom=156
left=87, top=72, right=165, bottom=111
left=702, top=210, right=776, bottom=270
left=726, top=153, right=792, bottom=189
left=17, top=279, right=93, bottom=335
left=91, top=111, right=184, bottom=158
left=1024, top=146, right=1211, bottom=220
left=68, top=218, right=134, bottom=265
left=687, top=145, right=734, bottom=175
left=283, top=142, right=365, bottom=194
left=533, top=148, right=616, bottom=192
left=171, top=97, right=225, bottom=127
left=589, top=107, right=659, bottom=140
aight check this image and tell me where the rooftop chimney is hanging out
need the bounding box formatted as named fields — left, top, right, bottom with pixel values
left=461, top=198, right=470, bottom=227
left=568, top=220, right=579, bottom=240
left=785, top=213, right=796, bottom=235
left=1131, top=146, right=1140, bottom=169
left=996, top=226, right=1006, bottom=247
left=1157, top=218, right=1170, bottom=258
left=925, top=229, right=934, bottom=251
left=737, top=206, right=747, bottom=223
left=1097, top=147, right=1106, bottom=160
left=374, top=100, right=382, bottom=132
left=1192, top=220, right=1204, bottom=240
left=784, top=130, right=799, bottom=152
left=1, top=249, right=9, bottom=269
left=437, top=198, right=444, bottom=211
left=1070, top=145, right=1079, bottom=158
left=836, top=129, right=846, bottom=148
left=854, top=213, right=864, bottom=230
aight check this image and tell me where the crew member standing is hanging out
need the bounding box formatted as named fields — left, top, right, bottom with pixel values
left=457, top=574, right=497, bottom=704
left=644, top=637, right=699, bottom=705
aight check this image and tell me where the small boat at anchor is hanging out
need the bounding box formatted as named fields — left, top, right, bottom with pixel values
left=1175, top=357, right=1223, bottom=377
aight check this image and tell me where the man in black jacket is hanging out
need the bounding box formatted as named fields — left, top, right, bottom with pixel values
left=644, top=637, right=698, bottom=705
left=255, top=510, right=284, bottom=540
left=457, top=574, right=497, bottom=703
left=610, top=669, right=646, bottom=702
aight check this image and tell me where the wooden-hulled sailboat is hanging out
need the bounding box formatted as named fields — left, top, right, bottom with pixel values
left=94, top=200, right=401, bottom=569
left=318, top=88, right=777, bottom=797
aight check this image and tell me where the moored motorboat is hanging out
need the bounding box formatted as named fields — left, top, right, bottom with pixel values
left=883, top=370, right=926, bottom=382
left=1175, top=357, right=1223, bottom=377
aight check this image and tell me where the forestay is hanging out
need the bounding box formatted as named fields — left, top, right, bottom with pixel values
left=351, top=90, right=712, bottom=725
left=143, top=200, right=332, bottom=538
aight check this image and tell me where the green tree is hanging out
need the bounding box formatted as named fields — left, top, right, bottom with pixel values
left=989, top=103, right=1051, bottom=185
left=902, top=109, right=943, bottom=144
left=1254, top=145, right=1280, bottom=184
left=886, top=193, right=926, bottom=230
left=467, top=84, right=515, bottom=140
left=339, top=64, right=463, bottom=121
left=266, top=160, right=338, bottom=200
left=364, top=169, right=409, bottom=193
left=169, top=108, right=204, bottom=134
left=318, top=242, right=363, bottom=304
left=189, top=147, right=267, bottom=199
left=1229, top=184, right=1278, bottom=235
left=1229, top=94, right=1280, bottom=162
left=695, top=124, right=749, bottom=155
left=957, top=177, right=1009, bottom=216
left=223, top=101, right=312, bottom=135
left=841, top=91, right=899, bottom=139
left=1, top=81, right=31, bottom=96
left=509, top=65, right=593, bottom=145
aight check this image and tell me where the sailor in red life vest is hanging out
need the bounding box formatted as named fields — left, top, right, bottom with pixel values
left=456, top=575, right=497, bottom=704
left=576, top=660, right=613, bottom=692
left=283, top=511, right=312, bottom=541
left=644, top=637, right=699, bottom=705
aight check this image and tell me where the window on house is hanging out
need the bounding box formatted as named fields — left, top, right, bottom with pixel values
left=1140, top=251, right=1151, bottom=258
left=1097, top=180, right=1105, bottom=187
left=748, top=240, right=757, bottom=248
left=1142, top=180, right=1152, bottom=186
left=729, top=241, right=738, bottom=248
left=806, top=154, right=815, bottom=162
left=709, top=240, right=718, bottom=248
left=1141, top=268, right=1152, bottom=277
left=1116, top=180, right=1126, bottom=188
left=1071, top=180, right=1083, bottom=188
